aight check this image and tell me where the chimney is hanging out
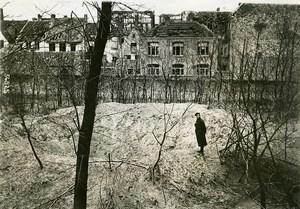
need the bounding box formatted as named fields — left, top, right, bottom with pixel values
left=164, top=16, right=171, bottom=24
left=216, top=7, right=220, bottom=12
left=38, top=14, right=42, bottom=20
left=51, top=14, right=56, bottom=24
left=84, top=14, right=88, bottom=22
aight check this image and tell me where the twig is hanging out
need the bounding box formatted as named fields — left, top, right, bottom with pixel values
left=33, top=184, right=74, bottom=209
left=90, top=159, right=148, bottom=170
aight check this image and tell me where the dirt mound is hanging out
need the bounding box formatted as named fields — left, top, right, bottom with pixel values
left=0, top=103, right=238, bottom=209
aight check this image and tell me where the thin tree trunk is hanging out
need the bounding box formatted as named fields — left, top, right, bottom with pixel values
left=19, top=112, right=43, bottom=169
left=73, top=2, right=111, bottom=209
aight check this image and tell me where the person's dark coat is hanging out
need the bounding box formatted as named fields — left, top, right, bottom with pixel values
left=195, top=118, right=207, bottom=147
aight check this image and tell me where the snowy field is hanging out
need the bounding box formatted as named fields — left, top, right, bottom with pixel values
left=0, top=102, right=298, bottom=208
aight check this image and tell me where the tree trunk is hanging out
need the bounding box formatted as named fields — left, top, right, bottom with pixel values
left=20, top=112, right=43, bottom=169
left=73, top=2, right=112, bottom=209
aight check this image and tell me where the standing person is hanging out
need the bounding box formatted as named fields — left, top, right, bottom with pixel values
left=195, top=112, right=207, bottom=154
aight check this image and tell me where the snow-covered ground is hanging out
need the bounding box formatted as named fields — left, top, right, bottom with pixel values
left=1, top=102, right=296, bottom=208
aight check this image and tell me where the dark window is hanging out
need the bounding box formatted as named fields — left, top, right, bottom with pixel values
left=26, top=41, right=31, bottom=49
left=112, top=56, right=118, bottom=64
left=148, top=42, right=159, bottom=56
left=126, top=55, right=131, bottom=59
left=198, top=42, right=209, bottom=56
left=127, top=69, right=133, bottom=74
left=59, top=43, right=66, bottom=51
left=147, top=64, right=160, bottom=75
left=172, top=64, right=184, bottom=75
left=195, top=64, right=210, bottom=76
left=221, top=65, right=227, bottom=72
left=49, top=43, right=55, bottom=51
left=0, top=40, right=4, bottom=49
left=70, top=43, right=76, bottom=51
left=173, top=42, right=184, bottom=56
left=34, top=41, right=40, bottom=50
left=136, top=69, right=141, bottom=75
left=131, top=43, right=137, bottom=54
left=220, top=44, right=228, bottom=56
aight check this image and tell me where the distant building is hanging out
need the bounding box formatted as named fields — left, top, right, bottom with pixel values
left=0, top=11, right=91, bottom=108
left=159, top=14, right=182, bottom=24
left=141, top=20, right=216, bottom=78
left=104, top=10, right=155, bottom=64
left=8, top=14, right=88, bottom=53
left=184, top=10, right=232, bottom=77
left=230, top=3, right=300, bottom=81
left=110, top=10, right=155, bottom=35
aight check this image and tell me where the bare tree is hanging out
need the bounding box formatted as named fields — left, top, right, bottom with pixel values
left=220, top=8, right=300, bottom=208
left=150, top=103, right=193, bottom=182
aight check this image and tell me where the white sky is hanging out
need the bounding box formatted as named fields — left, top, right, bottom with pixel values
left=1, top=0, right=300, bottom=21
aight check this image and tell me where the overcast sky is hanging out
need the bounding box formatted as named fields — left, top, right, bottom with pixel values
left=1, top=0, right=300, bottom=21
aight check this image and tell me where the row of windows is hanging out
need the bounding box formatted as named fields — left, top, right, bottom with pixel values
left=126, top=64, right=210, bottom=76
left=22, top=41, right=40, bottom=50
left=21, top=41, right=78, bottom=52
left=147, top=41, right=210, bottom=56
left=49, top=43, right=77, bottom=52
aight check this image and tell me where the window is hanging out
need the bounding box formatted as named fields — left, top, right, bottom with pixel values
left=194, top=64, right=210, bottom=76
left=220, top=65, right=227, bottom=72
left=112, top=56, right=118, bottom=65
left=173, top=42, right=184, bottom=56
left=70, top=43, right=77, bottom=51
left=126, top=55, right=131, bottom=59
left=26, top=41, right=31, bottom=49
left=126, top=68, right=140, bottom=75
left=49, top=43, right=55, bottom=51
left=59, top=43, right=66, bottom=51
left=130, top=43, right=137, bottom=54
left=198, top=42, right=209, bottom=56
left=127, top=69, right=133, bottom=74
left=0, top=40, right=4, bottom=49
left=172, top=64, right=184, bottom=75
left=220, top=44, right=228, bottom=56
left=34, top=41, right=40, bottom=50
left=147, top=64, right=160, bottom=75
left=148, top=42, right=159, bottom=56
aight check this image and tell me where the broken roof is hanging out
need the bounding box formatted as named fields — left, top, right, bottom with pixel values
left=2, top=16, right=87, bottom=44
left=144, top=21, right=214, bottom=37
left=186, top=11, right=231, bottom=35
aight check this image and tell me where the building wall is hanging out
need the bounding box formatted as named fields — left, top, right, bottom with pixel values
left=114, top=30, right=217, bottom=78
left=140, top=36, right=216, bottom=77
left=230, top=4, right=300, bottom=81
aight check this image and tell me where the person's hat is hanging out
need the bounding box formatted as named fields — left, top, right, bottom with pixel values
left=195, top=112, right=200, bottom=116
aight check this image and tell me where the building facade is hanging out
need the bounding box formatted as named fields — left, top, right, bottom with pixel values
left=114, top=20, right=216, bottom=78
left=230, top=3, right=300, bottom=81
left=141, top=21, right=216, bottom=78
